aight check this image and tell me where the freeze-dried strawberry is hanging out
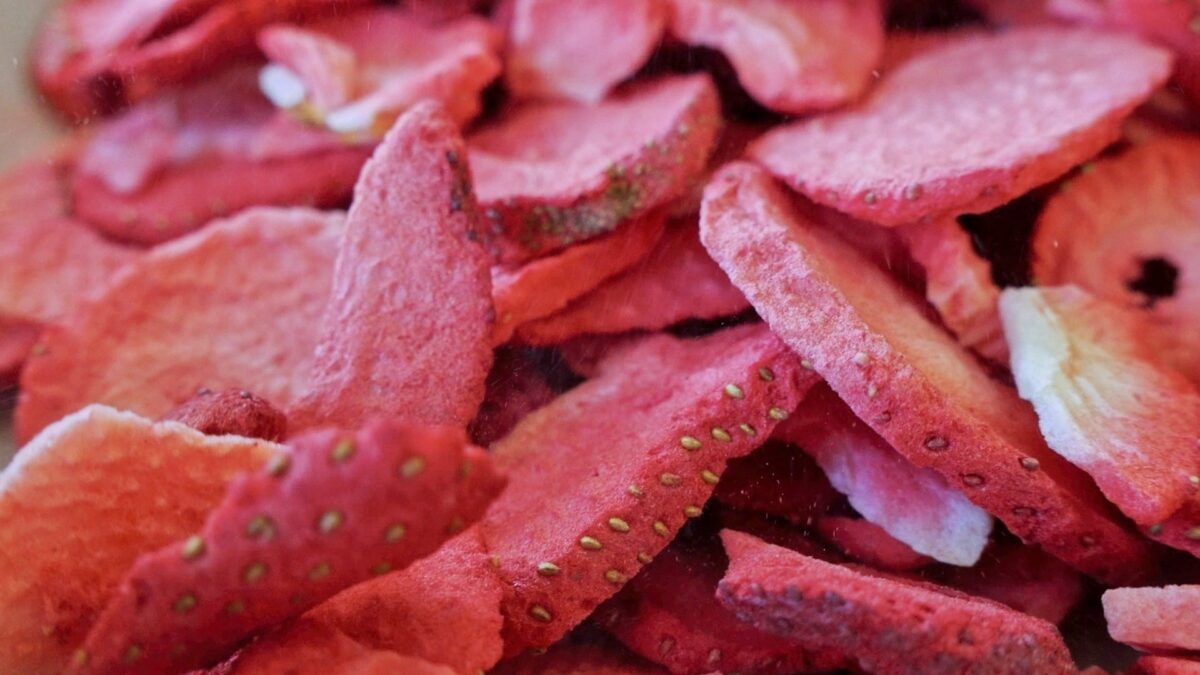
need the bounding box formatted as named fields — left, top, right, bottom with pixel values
left=1000, top=286, right=1200, bottom=526
left=938, top=539, right=1085, bottom=625
left=500, top=0, right=666, bottom=103
left=468, top=348, right=558, bottom=447
left=665, top=0, right=885, bottom=113
left=1032, top=136, right=1200, bottom=386
left=1133, top=656, right=1200, bottom=675
left=0, top=406, right=277, bottom=675
left=554, top=332, right=648, bottom=379
left=479, top=325, right=819, bottom=650
left=964, top=0, right=1054, bottom=25
left=492, top=211, right=667, bottom=345
left=470, top=74, right=721, bottom=263
left=750, top=27, right=1171, bottom=226
left=288, top=103, right=493, bottom=432
left=259, top=8, right=501, bottom=132
left=75, top=421, right=503, bottom=674
left=1103, top=585, right=1200, bottom=652
left=491, top=635, right=668, bottom=675
left=162, top=389, right=288, bottom=442
left=515, top=220, right=750, bottom=345
left=0, top=321, right=39, bottom=383
left=712, top=440, right=841, bottom=526
left=815, top=517, right=933, bottom=571
left=17, top=207, right=342, bottom=443
left=717, top=530, right=1077, bottom=675
left=699, top=161, right=1155, bottom=583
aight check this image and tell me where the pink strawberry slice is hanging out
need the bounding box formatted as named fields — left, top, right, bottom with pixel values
left=73, top=420, right=504, bottom=674
left=1104, top=585, right=1200, bottom=653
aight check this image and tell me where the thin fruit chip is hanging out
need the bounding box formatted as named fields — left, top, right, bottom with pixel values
left=0, top=405, right=277, bottom=675
left=749, top=27, right=1172, bottom=226
left=162, top=389, right=288, bottom=442
left=699, top=161, right=1155, bottom=584
left=469, top=74, right=721, bottom=263
left=492, top=211, right=667, bottom=345
left=468, top=348, right=558, bottom=448
left=717, top=529, right=1077, bottom=675
left=814, top=517, right=934, bottom=571
left=776, top=383, right=993, bottom=567
left=478, top=324, right=820, bottom=650
left=712, top=439, right=841, bottom=526
left=75, top=420, right=504, bottom=674
left=515, top=220, right=750, bottom=345
left=1032, top=136, right=1200, bottom=386
left=1132, top=656, right=1200, bottom=675
left=1103, top=585, right=1200, bottom=652
left=16, top=207, right=342, bottom=443
left=491, top=634, right=668, bottom=675
left=309, top=528, right=506, bottom=674
left=937, top=538, right=1085, bottom=625
left=258, top=8, right=502, bottom=133
left=288, top=103, right=493, bottom=432
left=665, top=0, right=885, bottom=114
left=498, top=0, right=667, bottom=103
left=1000, top=286, right=1200, bottom=526
left=598, top=540, right=848, bottom=674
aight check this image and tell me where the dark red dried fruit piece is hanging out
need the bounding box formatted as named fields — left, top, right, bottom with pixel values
left=0, top=321, right=40, bottom=383
left=750, top=27, right=1171, bottom=226
left=554, top=332, right=648, bottom=379
left=75, top=420, right=503, bottom=674
left=468, top=348, right=558, bottom=448
left=712, top=439, right=840, bottom=526
left=162, top=389, right=288, bottom=442
left=288, top=103, right=493, bottom=432
left=470, top=74, right=721, bottom=263
left=490, top=635, right=668, bottom=675
left=717, top=529, right=1077, bottom=675
left=1103, top=584, right=1200, bottom=652
left=479, top=324, right=819, bottom=651
left=815, top=517, right=933, bottom=572
left=699, top=161, right=1155, bottom=584
left=665, top=0, right=885, bottom=113
left=17, top=207, right=342, bottom=443
left=937, top=538, right=1085, bottom=625
left=0, top=406, right=276, bottom=675
left=1132, top=655, right=1200, bottom=675
left=515, top=220, right=749, bottom=345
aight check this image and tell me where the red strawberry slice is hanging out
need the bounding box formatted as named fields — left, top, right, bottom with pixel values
left=717, top=529, right=1077, bottom=675
left=74, top=420, right=504, bottom=674
left=598, top=540, right=848, bottom=674
left=162, top=389, right=288, bottom=442
left=469, top=74, right=721, bottom=263
left=1032, top=136, right=1200, bottom=387
left=17, top=207, right=341, bottom=443
left=776, top=383, right=993, bottom=567
left=937, top=538, right=1085, bottom=625
left=712, top=439, right=841, bottom=526
left=0, top=320, right=39, bottom=383
left=554, top=332, right=648, bottom=379
left=1132, top=655, right=1200, bottom=675
left=1103, top=585, right=1200, bottom=652
left=309, top=528, right=506, bottom=674
left=1000, top=286, right=1200, bottom=526
left=665, top=0, right=885, bottom=114
left=699, top=161, right=1155, bottom=584
left=258, top=8, right=502, bottom=132
left=964, top=0, right=1054, bottom=26
left=815, top=517, right=933, bottom=572
left=499, top=0, right=667, bottom=103
left=492, top=211, right=667, bottom=345
left=491, top=635, right=668, bottom=675
left=749, top=27, right=1171, bottom=226
left=899, top=217, right=1008, bottom=364
left=288, top=102, right=493, bottom=432
left=468, top=348, right=559, bottom=448
left=478, top=324, right=820, bottom=650
left=0, top=405, right=277, bottom=675
left=515, top=220, right=750, bottom=345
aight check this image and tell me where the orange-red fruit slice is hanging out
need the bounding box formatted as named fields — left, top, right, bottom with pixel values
left=17, top=207, right=342, bottom=443
left=1032, top=136, right=1200, bottom=386
left=750, top=27, right=1171, bottom=226
left=665, top=0, right=885, bottom=114
left=288, top=103, right=493, bottom=432
left=0, top=405, right=277, bottom=675
left=469, top=74, right=721, bottom=263
left=717, top=530, right=1077, bottom=675
left=500, top=0, right=666, bottom=103
left=479, top=324, right=819, bottom=651
left=1103, top=585, right=1200, bottom=652
left=699, top=161, right=1155, bottom=584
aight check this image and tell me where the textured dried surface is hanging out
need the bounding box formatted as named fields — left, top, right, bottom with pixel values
left=17, top=207, right=341, bottom=443
left=480, top=325, right=818, bottom=650
left=815, top=517, right=933, bottom=571
left=699, top=161, right=1154, bottom=584
left=289, top=104, right=493, bottom=432
left=470, top=74, right=721, bottom=262
left=718, top=530, right=1077, bottom=675
left=1104, top=585, right=1200, bottom=652
left=750, top=27, right=1171, bottom=225
left=0, top=406, right=276, bottom=675
left=162, top=389, right=288, bottom=442
left=666, top=0, right=884, bottom=113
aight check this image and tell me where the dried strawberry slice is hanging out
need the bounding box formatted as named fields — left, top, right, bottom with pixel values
left=750, top=27, right=1171, bottom=226
left=162, top=389, right=288, bottom=442
left=479, top=324, right=819, bottom=650
left=814, top=517, right=933, bottom=572
left=470, top=74, right=721, bottom=263
left=0, top=406, right=276, bottom=675
left=491, top=634, right=666, bottom=674
left=1131, top=655, right=1200, bottom=675
left=1104, top=584, right=1200, bottom=652
left=712, top=439, right=841, bottom=526
left=937, top=538, right=1085, bottom=625
left=468, top=348, right=558, bottom=448
left=717, top=530, right=1077, bottom=675
left=0, top=321, right=39, bottom=383
left=699, top=161, right=1155, bottom=584
left=665, top=0, right=885, bottom=113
